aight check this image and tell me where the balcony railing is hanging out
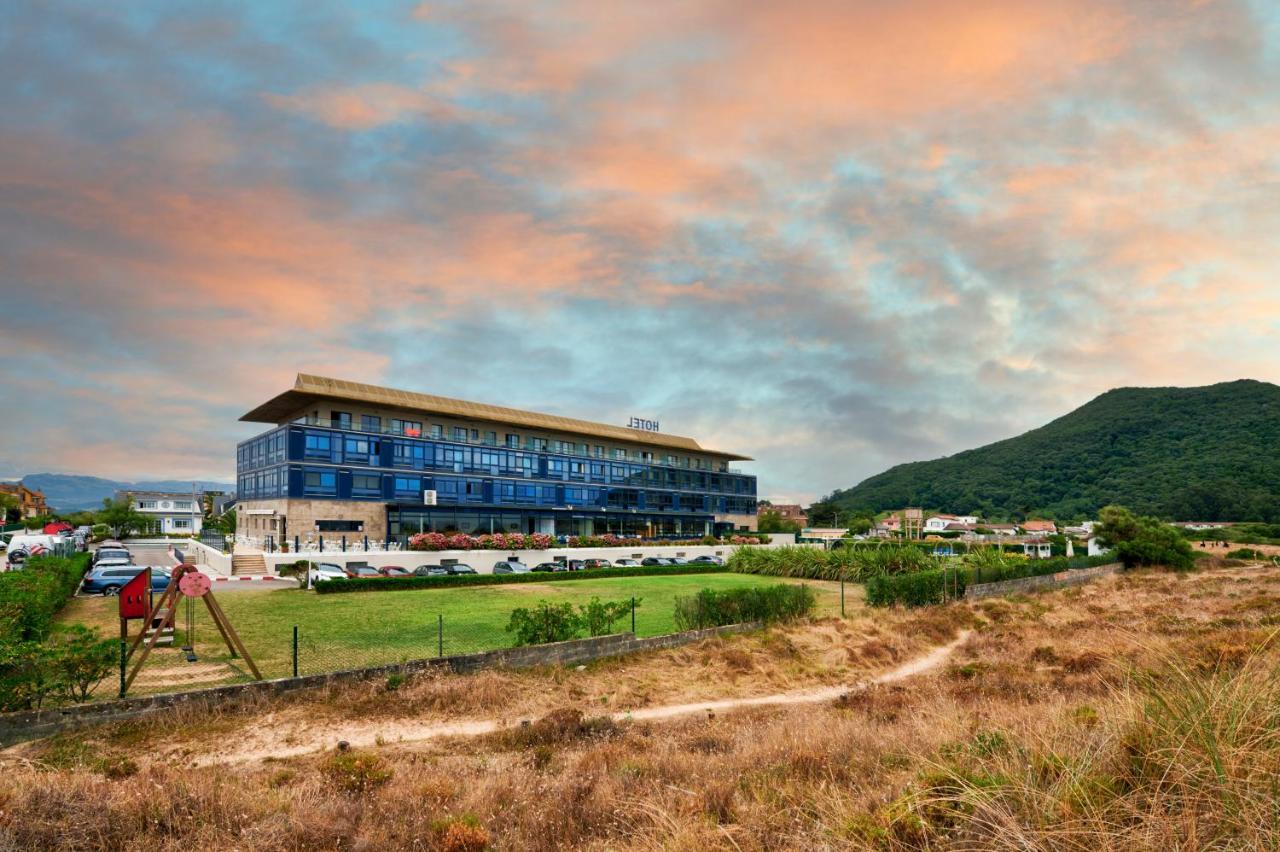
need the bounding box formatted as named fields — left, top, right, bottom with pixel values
left=282, top=416, right=742, bottom=475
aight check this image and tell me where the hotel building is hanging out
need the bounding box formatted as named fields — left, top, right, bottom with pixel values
left=235, top=375, right=757, bottom=545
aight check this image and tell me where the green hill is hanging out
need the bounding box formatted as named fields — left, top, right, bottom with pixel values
left=829, top=380, right=1280, bottom=522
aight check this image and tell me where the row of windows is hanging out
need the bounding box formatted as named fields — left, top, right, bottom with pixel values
left=291, top=413, right=731, bottom=472
left=287, top=467, right=754, bottom=514
left=237, top=431, right=287, bottom=470
left=261, top=428, right=755, bottom=495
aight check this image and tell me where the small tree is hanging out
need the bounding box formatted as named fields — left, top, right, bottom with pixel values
left=1096, top=504, right=1194, bottom=571
left=578, top=597, right=636, bottom=636
left=96, top=497, right=146, bottom=538
left=506, top=602, right=582, bottom=645
left=48, top=625, right=116, bottom=703
left=0, top=492, right=18, bottom=525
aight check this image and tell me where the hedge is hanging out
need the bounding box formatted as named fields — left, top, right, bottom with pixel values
left=0, top=552, right=91, bottom=644
left=727, top=545, right=938, bottom=582
left=673, top=583, right=816, bottom=630
left=314, top=563, right=730, bottom=594
left=866, top=554, right=1118, bottom=608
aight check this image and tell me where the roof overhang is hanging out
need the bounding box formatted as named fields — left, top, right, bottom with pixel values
left=241, top=374, right=753, bottom=461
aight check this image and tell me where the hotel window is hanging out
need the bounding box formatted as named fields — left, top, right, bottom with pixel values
left=174, top=501, right=192, bottom=510
left=640, top=451, right=653, bottom=462
left=611, top=448, right=627, bottom=460
left=393, top=476, right=420, bottom=497
left=304, top=433, right=331, bottom=458
left=352, top=473, right=381, bottom=496
left=527, top=437, right=548, bottom=452
left=330, top=411, right=352, bottom=429
left=666, top=455, right=678, bottom=465
left=344, top=437, right=371, bottom=456
left=453, top=426, right=467, bottom=441
left=304, top=470, right=337, bottom=495
left=593, top=445, right=605, bottom=458
left=138, top=500, right=157, bottom=510
left=506, top=433, right=520, bottom=448
left=430, top=424, right=443, bottom=439
left=317, top=519, right=363, bottom=532
left=390, top=419, right=422, bottom=437
left=484, top=431, right=497, bottom=446
left=471, top=429, right=480, bottom=441
left=361, top=415, right=381, bottom=433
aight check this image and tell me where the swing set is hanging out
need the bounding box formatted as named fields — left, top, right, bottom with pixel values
left=118, top=563, right=262, bottom=696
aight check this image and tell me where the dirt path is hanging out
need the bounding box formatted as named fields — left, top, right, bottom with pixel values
left=193, top=631, right=970, bottom=767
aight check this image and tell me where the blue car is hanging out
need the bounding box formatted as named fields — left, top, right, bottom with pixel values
left=82, top=565, right=172, bottom=596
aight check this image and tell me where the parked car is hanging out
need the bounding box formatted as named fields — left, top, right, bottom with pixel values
left=583, top=558, right=612, bottom=569
left=690, top=555, right=724, bottom=565
left=93, top=547, right=133, bottom=566
left=566, top=559, right=587, bottom=571
left=348, top=565, right=381, bottom=578
left=613, top=558, right=641, bottom=567
left=82, top=565, right=172, bottom=596
left=532, top=561, right=568, bottom=572
left=492, top=560, right=531, bottom=574
left=640, top=557, right=668, bottom=566
left=669, top=556, right=690, bottom=565
left=308, top=563, right=348, bottom=584
left=414, top=564, right=450, bottom=577
left=378, top=566, right=412, bottom=577
left=7, top=533, right=65, bottom=557
left=447, top=563, right=477, bottom=575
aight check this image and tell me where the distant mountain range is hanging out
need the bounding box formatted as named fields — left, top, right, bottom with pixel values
left=13, top=473, right=234, bottom=512
left=827, top=379, right=1280, bottom=523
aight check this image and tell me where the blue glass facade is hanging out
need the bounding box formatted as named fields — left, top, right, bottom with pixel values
left=237, top=422, right=757, bottom=540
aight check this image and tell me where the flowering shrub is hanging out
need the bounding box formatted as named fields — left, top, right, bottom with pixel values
left=408, top=531, right=555, bottom=551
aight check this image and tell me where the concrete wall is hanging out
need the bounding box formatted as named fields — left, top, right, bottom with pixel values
left=258, top=541, right=784, bottom=573
left=0, top=623, right=760, bottom=745
left=964, top=562, right=1123, bottom=601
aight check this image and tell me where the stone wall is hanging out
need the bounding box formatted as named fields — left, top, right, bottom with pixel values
left=964, top=562, right=1123, bottom=601
left=0, top=623, right=760, bottom=745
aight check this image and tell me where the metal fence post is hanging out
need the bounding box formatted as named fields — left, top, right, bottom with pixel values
left=438, top=614, right=444, bottom=657
left=631, top=596, right=636, bottom=635
left=292, top=625, right=299, bottom=678
left=841, top=577, right=846, bottom=617
left=342, top=536, right=347, bottom=552
left=118, top=640, right=127, bottom=698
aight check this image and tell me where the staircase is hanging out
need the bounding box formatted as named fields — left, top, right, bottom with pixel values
left=231, top=554, right=268, bottom=576
left=144, top=609, right=175, bottom=647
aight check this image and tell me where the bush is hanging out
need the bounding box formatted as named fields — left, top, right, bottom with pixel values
left=0, top=553, right=90, bottom=644
left=1097, top=505, right=1196, bottom=571
left=321, top=750, right=393, bottom=793
left=47, top=624, right=116, bottom=703
left=672, top=584, right=815, bottom=630
left=315, top=562, right=727, bottom=593
left=728, top=545, right=936, bottom=582
left=866, top=567, right=967, bottom=608
left=505, top=597, right=636, bottom=646
left=1226, top=548, right=1266, bottom=560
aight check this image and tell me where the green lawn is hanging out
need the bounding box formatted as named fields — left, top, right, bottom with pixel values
left=61, top=573, right=845, bottom=687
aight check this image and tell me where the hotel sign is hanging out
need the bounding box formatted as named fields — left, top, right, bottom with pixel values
left=627, top=417, right=660, bottom=432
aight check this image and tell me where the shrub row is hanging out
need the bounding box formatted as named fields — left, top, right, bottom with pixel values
left=866, top=554, right=1119, bottom=608
left=506, top=597, right=637, bottom=645
left=314, top=563, right=730, bottom=594
left=0, top=553, right=91, bottom=644
left=672, top=584, right=816, bottom=630
left=0, top=553, right=117, bottom=711
left=865, top=567, right=969, bottom=608
left=727, top=545, right=938, bottom=582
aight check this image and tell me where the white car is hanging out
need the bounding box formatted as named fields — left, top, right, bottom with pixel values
left=613, top=558, right=642, bottom=567
left=308, top=562, right=349, bottom=586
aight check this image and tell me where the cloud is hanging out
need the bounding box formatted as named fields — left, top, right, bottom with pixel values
left=1, top=0, right=1278, bottom=504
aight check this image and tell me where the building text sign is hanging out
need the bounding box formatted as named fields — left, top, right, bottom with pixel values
left=628, top=417, right=660, bottom=432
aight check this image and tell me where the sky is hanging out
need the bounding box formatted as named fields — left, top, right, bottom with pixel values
left=1, top=0, right=1279, bottom=503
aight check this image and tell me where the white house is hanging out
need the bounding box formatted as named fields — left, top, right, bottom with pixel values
left=1087, top=536, right=1111, bottom=558
left=924, top=514, right=959, bottom=532
left=119, top=490, right=204, bottom=535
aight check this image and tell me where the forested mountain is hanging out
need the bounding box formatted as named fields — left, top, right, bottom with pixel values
left=828, top=380, right=1280, bottom=522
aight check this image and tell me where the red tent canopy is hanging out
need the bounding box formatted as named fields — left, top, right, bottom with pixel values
left=44, top=521, right=73, bottom=534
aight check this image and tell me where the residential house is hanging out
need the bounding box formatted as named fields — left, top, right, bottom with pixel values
left=0, top=481, right=49, bottom=519
left=924, top=514, right=959, bottom=532
left=761, top=503, right=809, bottom=527
left=984, top=523, right=1018, bottom=536
left=1020, top=519, right=1057, bottom=537
left=117, top=490, right=204, bottom=535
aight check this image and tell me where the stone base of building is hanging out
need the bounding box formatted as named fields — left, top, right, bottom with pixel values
left=237, top=499, right=388, bottom=546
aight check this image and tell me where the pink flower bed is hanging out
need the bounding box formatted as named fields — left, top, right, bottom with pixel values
left=407, top=531, right=768, bottom=552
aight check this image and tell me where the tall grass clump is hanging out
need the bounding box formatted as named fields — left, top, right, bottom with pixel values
left=673, top=584, right=816, bottom=630
left=860, top=645, right=1280, bottom=847
left=728, top=545, right=936, bottom=582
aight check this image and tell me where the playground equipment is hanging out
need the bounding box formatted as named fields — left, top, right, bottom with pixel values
left=119, top=563, right=261, bottom=695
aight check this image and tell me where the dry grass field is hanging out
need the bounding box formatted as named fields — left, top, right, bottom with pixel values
left=4, top=557, right=1280, bottom=850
